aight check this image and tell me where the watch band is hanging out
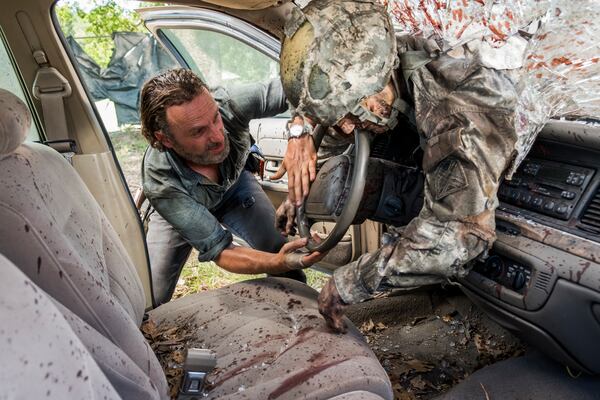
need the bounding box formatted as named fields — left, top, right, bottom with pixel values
left=286, top=120, right=314, bottom=139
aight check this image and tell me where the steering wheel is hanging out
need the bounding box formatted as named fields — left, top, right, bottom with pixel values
left=296, top=126, right=371, bottom=252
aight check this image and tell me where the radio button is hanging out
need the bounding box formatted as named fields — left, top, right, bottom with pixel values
left=523, top=163, right=540, bottom=176
left=566, top=172, right=585, bottom=186
left=556, top=204, right=568, bottom=215
left=532, top=197, right=544, bottom=208
left=561, top=191, right=576, bottom=200
left=543, top=201, right=556, bottom=211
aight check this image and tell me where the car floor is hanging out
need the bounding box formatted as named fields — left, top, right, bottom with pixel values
left=345, top=286, right=526, bottom=399
left=346, top=285, right=600, bottom=399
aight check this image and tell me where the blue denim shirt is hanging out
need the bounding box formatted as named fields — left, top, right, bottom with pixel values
left=142, top=79, right=287, bottom=261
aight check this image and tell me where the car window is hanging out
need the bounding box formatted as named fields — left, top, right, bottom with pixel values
left=0, top=29, right=42, bottom=142
left=54, top=0, right=181, bottom=196
left=160, top=28, right=280, bottom=89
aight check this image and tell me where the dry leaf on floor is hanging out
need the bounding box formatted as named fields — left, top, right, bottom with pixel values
left=141, top=319, right=158, bottom=338
left=393, top=384, right=417, bottom=400
left=409, top=375, right=428, bottom=390
left=396, top=358, right=434, bottom=375
left=360, top=319, right=376, bottom=333
left=405, top=358, right=434, bottom=373
left=376, top=322, right=388, bottom=331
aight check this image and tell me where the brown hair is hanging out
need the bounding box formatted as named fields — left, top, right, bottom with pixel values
left=140, top=68, right=207, bottom=151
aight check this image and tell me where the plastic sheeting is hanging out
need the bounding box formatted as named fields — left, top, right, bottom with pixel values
left=382, top=0, right=600, bottom=176
left=69, top=32, right=178, bottom=125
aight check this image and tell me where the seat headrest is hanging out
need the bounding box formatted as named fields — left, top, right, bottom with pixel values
left=0, top=88, right=31, bottom=156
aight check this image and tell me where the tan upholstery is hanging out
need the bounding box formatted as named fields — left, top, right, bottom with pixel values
left=150, top=278, right=393, bottom=399
left=0, top=254, right=121, bottom=399
left=0, top=88, right=30, bottom=154
left=0, top=88, right=392, bottom=399
left=0, top=88, right=168, bottom=399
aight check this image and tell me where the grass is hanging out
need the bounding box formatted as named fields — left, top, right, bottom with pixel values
left=108, top=126, right=147, bottom=193
left=172, top=250, right=331, bottom=299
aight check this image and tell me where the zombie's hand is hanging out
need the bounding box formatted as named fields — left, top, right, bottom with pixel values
left=275, top=199, right=297, bottom=236
left=270, top=117, right=317, bottom=206
left=318, top=277, right=348, bottom=333
left=280, top=234, right=326, bottom=270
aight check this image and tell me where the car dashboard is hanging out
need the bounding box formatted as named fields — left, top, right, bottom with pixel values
left=460, top=121, right=600, bottom=375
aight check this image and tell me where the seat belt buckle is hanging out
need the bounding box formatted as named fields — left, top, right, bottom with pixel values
left=179, top=348, right=217, bottom=398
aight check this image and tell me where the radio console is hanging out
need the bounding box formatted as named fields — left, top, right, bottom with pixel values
left=498, top=159, right=595, bottom=220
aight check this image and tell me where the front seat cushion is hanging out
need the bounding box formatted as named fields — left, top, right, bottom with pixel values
left=149, top=277, right=393, bottom=400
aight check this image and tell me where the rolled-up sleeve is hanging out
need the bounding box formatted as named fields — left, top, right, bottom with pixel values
left=147, top=189, right=233, bottom=262
left=226, top=78, right=288, bottom=126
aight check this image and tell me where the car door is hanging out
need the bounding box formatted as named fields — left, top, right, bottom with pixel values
left=137, top=5, right=379, bottom=272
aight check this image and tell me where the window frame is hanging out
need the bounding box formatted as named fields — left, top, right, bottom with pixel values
left=141, top=8, right=281, bottom=79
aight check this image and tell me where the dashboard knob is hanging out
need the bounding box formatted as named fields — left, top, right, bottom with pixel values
left=513, top=271, right=527, bottom=291
left=485, top=255, right=505, bottom=279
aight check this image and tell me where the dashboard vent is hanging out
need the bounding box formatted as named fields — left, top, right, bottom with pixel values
left=579, top=187, right=600, bottom=234
left=535, top=271, right=552, bottom=292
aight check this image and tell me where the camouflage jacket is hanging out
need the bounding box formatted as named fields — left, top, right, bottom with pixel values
left=333, top=36, right=520, bottom=304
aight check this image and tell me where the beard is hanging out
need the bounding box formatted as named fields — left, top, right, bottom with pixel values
left=172, top=133, right=230, bottom=166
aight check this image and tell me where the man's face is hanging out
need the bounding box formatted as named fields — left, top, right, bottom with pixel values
left=158, top=88, right=230, bottom=165
left=336, top=81, right=396, bottom=135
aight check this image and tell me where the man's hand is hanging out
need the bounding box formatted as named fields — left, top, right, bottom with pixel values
left=278, top=235, right=326, bottom=271
left=318, top=277, right=347, bottom=333
left=270, top=129, right=317, bottom=206
left=275, top=199, right=297, bottom=236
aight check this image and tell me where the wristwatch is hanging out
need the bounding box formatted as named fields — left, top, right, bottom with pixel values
left=286, top=121, right=313, bottom=139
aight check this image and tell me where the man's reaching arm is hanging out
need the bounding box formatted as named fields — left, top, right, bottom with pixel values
left=216, top=237, right=324, bottom=275
left=148, top=189, right=324, bottom=273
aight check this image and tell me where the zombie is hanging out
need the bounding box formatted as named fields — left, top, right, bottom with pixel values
left=273, top=0, right=520, bottom=332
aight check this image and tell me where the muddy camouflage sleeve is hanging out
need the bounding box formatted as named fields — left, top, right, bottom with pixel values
left=334, top=39, right=520, bottom=304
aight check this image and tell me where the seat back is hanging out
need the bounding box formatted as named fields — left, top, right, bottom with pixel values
left=0, top=254, right=123, bottom=399
left=0, top=88, right=167, bottom=398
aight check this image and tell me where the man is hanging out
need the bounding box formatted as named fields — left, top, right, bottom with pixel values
left=274, top=0, right=520, bottom=332
left=140, top=68, right=323, bottom=305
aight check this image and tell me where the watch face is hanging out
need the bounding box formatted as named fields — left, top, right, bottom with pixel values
left=289, top=124, right=304, bottom=137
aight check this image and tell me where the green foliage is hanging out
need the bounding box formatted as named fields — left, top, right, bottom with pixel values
left=55, top=0, right=145, bottom=68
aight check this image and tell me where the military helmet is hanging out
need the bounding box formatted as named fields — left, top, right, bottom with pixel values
left=280, top=0, right=398, bottom=127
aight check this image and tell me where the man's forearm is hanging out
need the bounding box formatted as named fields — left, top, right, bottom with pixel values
left=215, top=245, right=287, bottom=275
